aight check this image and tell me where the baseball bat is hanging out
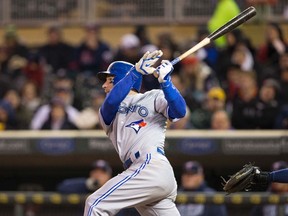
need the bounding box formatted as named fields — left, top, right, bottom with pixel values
left=170, top=6, right=257, bottom=66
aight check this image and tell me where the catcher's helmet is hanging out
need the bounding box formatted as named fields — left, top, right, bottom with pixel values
left=97, top=61, right=142, bottom=92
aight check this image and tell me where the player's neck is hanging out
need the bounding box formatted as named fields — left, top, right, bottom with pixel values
left=128, top=90, right=138, bottom=95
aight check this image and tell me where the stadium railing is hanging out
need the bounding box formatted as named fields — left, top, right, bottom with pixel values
left=0, top=130, right=287, bottom=168
left=0, top=0, right=288, bottom=26
left=0, top=191, right=287, bottom=216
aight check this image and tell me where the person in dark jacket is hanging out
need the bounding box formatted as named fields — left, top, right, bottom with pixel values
left=256, top=78, right=280, bottom=129
left=57, top=160, right=140, bottom=216
left=57, top=160, right=112, bottom=194
left=177, top=161, right=228, bottom=216
left=40, top=97, right=78, bottom=130
left=231, top=72, right=259, bottom=129
left=38, top=25, right=74, bottom=72
left=74, top=23, right=112, bottom=74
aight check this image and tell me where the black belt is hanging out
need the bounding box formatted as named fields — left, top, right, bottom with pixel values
left=123, top=147, right=165, bottom=169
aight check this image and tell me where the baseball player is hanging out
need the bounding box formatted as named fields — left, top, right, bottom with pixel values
left=83, top=50, right=186, bottom=216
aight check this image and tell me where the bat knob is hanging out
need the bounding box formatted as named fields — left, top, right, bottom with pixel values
left=153, top=71, right=159, bottom=78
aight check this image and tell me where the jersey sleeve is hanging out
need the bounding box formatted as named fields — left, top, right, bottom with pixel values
left=154, top=90, right=169, bottom=118
left=159, top=80, right=186, bottom=121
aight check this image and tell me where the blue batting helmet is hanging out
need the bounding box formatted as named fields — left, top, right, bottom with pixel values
left=97, top=61, right=142, bottom=92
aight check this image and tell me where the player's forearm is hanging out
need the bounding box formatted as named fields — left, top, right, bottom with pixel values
left=101, top=68, right=141, bottom=124
left=269, top=168, right=288, bottom=183
left=160, top=81, right=186, bottom=119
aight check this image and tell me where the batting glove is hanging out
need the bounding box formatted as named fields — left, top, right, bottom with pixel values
left=156, top=60, right=174, bottom=83
left=135, top=50, right=163, bottom=75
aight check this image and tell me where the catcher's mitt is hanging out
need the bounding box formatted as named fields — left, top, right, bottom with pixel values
left=222, top=163, right=259, bottom=194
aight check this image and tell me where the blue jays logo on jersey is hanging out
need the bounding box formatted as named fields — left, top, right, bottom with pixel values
left=125, top=119, right=147, bottom=134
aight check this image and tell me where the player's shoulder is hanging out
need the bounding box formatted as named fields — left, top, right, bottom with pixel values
left=143, top=89, right=163, bottom=97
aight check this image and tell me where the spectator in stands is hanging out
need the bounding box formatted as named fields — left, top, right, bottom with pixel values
left=177, top=161, right=228, bottom=216
left=179, top=55, right=219, bottom=110
left=38, top=97, right=78, bottom=130
left=0, top=99, right=16, bottom=130
left=231, top=42, right=261, bottom=80
left=21, top=52, right=45, bottom=91
left=1, top=25, right=29, bottom=83
left=208, top=0, right=240, bottom=48
left=0, top=72, right=11, bottom=99
left=231, top=72, right=259, bottom=129
left=3, top=89, right=22, bottom=129
left=74, top=23, right=112, bottom=74
left=279, top=67, right=288, bottom=104
left=17, top=81, right=41, bottom=129
left=50, top=73, right=83, bottom=110
left=30, top=95, right=79, bottom=130
left=222, top=64, right=242, bottom=104
left=190, top=87, right=226, bottom=129
left=38, top=25, right=74, bottom=72
left=276, top=50, right=288, bottom=77
left=257, top=22, right=288, bottom=76
left=74, top=90, right=105, bottom=130
left=0, top=46, right=10, bottom=75
left=113, top=33, right=141, bottom=64
left=257, top=78, right=280, bottom=129
left=134, top=25, right=151, bottom=47
left=210, top=110, right=232, bottom=130
left=30, top=72, right=85, bottom=130
left=259, top=48, right=288, bottom=86
left=170, top=73, right=197, bottom=113
left=215, top=29, right=255, bottom=85
left=3, top=24, right=29, bottom=60
left=195, top=27, right=219, bottom=70
left=251, top=160, right=288, bottom=216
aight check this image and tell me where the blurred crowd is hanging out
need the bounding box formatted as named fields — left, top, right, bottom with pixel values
left=0, top=22, right=288, bottom=131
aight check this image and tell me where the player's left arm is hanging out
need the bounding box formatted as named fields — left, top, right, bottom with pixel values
left=156, top=60, right=186, bottom=120
left=266, top=168, right=288, bottom=183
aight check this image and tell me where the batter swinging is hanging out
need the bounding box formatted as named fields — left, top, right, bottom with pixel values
left=84, top=50, right=186, bottom=216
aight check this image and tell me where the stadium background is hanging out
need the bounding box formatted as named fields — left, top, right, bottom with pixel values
left=0, top=0, right=288, bottom=215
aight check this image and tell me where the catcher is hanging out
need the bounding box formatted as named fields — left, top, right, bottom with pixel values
left=222, top=163, right=288, bottom=194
